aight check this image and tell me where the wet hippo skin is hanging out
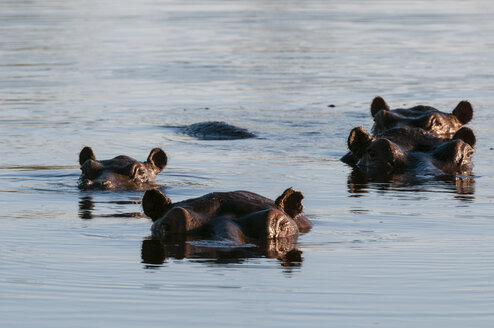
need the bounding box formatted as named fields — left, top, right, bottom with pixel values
left=181, top=121, right=256, bottom=140
left=142, top=188, right=312, bottom=245
left=78, top=146, right=167, bottom=190
left=345, top=126, right=475, bottom=178
left=370, top=96, right=473, bottom=138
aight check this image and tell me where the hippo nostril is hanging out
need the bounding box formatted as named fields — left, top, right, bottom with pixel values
left=101, top=181, right=113, bottom=190
left=78, top=180, right=94, bottom=189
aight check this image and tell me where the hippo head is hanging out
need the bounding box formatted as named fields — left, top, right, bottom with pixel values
left=370, top=96, right=473, bottom=137
left=78, top=147, right=167, bottom=190
left=430, top=138, right=475, bottom=175
left=347, top=126, right=475, bottom=177
left=348, top=126, right=407, bottom=176
left=142, top=188, right=312, bottom=243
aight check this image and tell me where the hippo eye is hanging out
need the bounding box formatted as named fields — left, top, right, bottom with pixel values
left=429, top=117, right=439, bottom=127
left=368, top=149, right=376, bottom=159
left=130, top=165, right=141, bottom=178
left=133, top=166, right=146, bottom=178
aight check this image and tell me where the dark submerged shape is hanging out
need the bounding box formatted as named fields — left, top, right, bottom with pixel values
left=142, top=188, right=312, bottom=245
left=345, top=126, right=475, bottom=178
left=78, top=146, right=167, bottom=190
left=181, top=121, right=256, bottom=140
left=370, top=96, right=473, bottom=138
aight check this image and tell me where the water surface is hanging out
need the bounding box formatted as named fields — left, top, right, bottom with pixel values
left=1, top=1, right=494, bottom=327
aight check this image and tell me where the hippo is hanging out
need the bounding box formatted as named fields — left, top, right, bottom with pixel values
left=345, top=126, right=475, bottom=178
left=341, top=97, right=474, bottom=166
left=181, top=121, right=256, bottom=140
left=78, top=146, right=167, bottom=190
left=141, top=188, right=312, bottom=245
left=370, top=96, right=473, bottom=137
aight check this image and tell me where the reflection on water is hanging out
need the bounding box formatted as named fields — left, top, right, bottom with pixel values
left=78, top=196, right=94, bottom=219
left=347, top=168, right=475, bottom=201
left=78, top=195, right=143, bottom=219
left=2, top=0, right=494, bottom=326
left=141, top=234, right=303, bottom=271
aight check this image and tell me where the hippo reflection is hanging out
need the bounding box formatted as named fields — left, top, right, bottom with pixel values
left=78, top=146, right=167, bottom=190
left=142, top=188, right=312, bottom=245
left=345, top=126, right=475, bottom=178
left=370, top=96, right=473, bottom=137
left=141, top=235, right=303, bottom=269
left=347, top=167, right=475, bottom=199
left=78, top=195, right=143, bottom=219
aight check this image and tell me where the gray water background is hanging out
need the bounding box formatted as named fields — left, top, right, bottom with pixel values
left=1, top=1, right=494, bottom=327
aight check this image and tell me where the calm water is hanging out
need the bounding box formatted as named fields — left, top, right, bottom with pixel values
left=1, top=1, right=494, bottom=327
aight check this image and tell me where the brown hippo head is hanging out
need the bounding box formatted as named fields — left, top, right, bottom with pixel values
left=141, top=188, right=312, bottom=244
left=347, top=126, right=475, bottom=177
left=78, top=147, right=167, bottom=190
left=370, top=96, right=473, bottom=138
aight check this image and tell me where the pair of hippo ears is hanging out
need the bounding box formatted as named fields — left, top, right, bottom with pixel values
left=78, top=147, right=168, bottom=171
left=141, top=187, right=305, bottom=222
left=370, top=96, right=473, bottom=124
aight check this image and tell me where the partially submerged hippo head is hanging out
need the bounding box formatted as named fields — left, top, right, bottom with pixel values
left=78, top=146, right=167, bottom=190
left=181, top=121, right=256, bottom=140
left=141, top=188, right=312, bottom=245
left=347, top=126, right=475, bottom=177
left=370, top=96, right=473, bottom=137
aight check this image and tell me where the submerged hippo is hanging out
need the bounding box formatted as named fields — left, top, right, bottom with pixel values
left=78, top=146, right=167, bottom=190
left=181, top=121, right=256, bottom=140
left=141, top=188, right=312, bottom=245
left=370, top=96, right=473, bottom=137
left=346, top=126, right=475, bottom=178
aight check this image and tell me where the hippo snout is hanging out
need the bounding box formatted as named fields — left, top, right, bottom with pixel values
left=78, top=178, right=114, bottom=190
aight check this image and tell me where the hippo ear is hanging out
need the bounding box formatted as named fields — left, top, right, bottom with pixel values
left=370, top=96, right=390, bottom=117
left=452, top=101, right=473, bottom=124
left=142, top=189, right=172, bottom=222
left=453, top=127, right=476, bottom=148
left=348, top=127, right=373, bottom=158
left=79, top=146, right=96, bottom=165
left=275, top=187, right=304, bottom=218
left=147, top=148, right=168, bottom=171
